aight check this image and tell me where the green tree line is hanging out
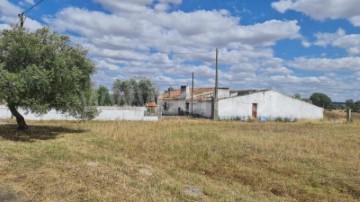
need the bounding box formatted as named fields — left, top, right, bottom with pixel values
left=345, top=99, right=360, bottom=112
left=96, top=78, right=158, bottom=106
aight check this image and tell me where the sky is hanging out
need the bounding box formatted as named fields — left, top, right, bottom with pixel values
left=1, top=0, right=360, bottom=101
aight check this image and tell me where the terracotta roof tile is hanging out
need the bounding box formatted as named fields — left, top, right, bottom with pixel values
left=146, top=102, right=157, bottom=107
left=162, top=89, right=181, bottom=100
left=162, top=87, right=225, bottom=101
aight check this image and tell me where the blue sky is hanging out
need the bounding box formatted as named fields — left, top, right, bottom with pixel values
left=1, top=0, right=360, bottom=101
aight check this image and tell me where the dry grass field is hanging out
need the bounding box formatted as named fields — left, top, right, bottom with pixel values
left=0, top=117, right=359, bottom=201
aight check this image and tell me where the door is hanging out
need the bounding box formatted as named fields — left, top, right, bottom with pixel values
left=252, top=103, right=257, bottom=119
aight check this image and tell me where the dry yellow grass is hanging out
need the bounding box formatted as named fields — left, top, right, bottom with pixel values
left=0, top=119, right=359, bottom=201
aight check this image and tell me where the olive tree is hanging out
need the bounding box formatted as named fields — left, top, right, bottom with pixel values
left=309, top=92, right=332, bottom=109
left=0, top=27, right=96, bottom=130
left=112, top=78, right=158, bottom=106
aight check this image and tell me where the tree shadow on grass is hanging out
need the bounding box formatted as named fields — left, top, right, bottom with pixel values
left=0, top=185, right=27, bottom=202
left=0, top=124, right=86, bottom=142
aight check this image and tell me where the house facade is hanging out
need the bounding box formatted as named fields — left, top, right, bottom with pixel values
left=218, top=90, right=323, bottom=120
left=161, top=85, right=230, bottom=116
left=159, top=85, right=323, bottom=120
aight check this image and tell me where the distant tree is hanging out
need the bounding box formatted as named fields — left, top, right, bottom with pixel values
left=353, top=100, right=360, bottom=112
left=113, top=79, right=123, bottom=105
left=292, top=93, right=301, bottom=99
left=302, top=98, right=312, bottom=104
left=112, top=78, right=158, bottom=106
left=138, top=78, right=157, bottom=105
left=0, top=27, right=96, bottom=130
left=309, top=92, right=332, bottom=109
left=97, top=85, right=112, bottom=106
left=345, top=99, right=354, bottom=109
left=80, top=87, right=100, bottom=120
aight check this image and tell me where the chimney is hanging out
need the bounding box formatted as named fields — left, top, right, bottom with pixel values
left=168, top=88, right=173, bottom=99
left=180, top=85, right=190, bottom=99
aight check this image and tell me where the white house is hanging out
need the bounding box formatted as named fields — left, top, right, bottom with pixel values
left=161, top=85, right=229, bottom=116
left=218, top=90, right=323, bottom=120
left=159, top=86, right=323, bottom=120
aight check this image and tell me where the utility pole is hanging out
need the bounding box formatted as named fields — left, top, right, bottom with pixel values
left=18, top=13, right=26, bottom=28
left=347, top=108, right=352, bottom=122
left=215, top=48, right=219, bottom=100
left=213, top=48, right=219, bottom=120
left=191, top=72, right=194, bottom=115
left=17, top=0, right=45, bottom=28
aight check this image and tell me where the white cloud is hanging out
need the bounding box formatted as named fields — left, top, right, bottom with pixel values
left=23, top=0, right=35, bottom=5
left=47, top=7, right=300, bottom=51
left=44, top=5, right=360, bottom=100
left=159, top=0, right=182, bottom=4
left=301, top=39, right=311, bottom=48
left=154, top=3, right=169, bottom=11
left=1, top=0, right=357, bottom=100
left=94, top=0, right=183, bottom=13
left=44, top=5, right=302, bottom=93
left=349, top=16, right=360, bottom=26
left=94, top=0, right=153, bottom=13
left=313, top=29, right=360, bottom=55
left=314, top=28, right=346, bottom=47
left=0, top=23, right=10, bottom=30
left=272, top=0, right=360, bottom=26
left=287, top=57, right=360, bottom=71
left=355, top=72, right=360, bottom=80
left=0, top=0, right=22, bottom=23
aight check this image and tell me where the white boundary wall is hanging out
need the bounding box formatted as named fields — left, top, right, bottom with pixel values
left=193, top=101, right=212, bottom=118
left=0, top=106, right=158, bottom=121
left=218, top=90, right=323, bottom=120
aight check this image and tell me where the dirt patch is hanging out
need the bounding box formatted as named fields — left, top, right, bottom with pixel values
left=184, top=186, right=205, bottom=199
left=138, top=167, right=154, bottom=176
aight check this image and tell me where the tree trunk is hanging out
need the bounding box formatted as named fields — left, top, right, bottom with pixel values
left=8, top=104, right=29, bottom=131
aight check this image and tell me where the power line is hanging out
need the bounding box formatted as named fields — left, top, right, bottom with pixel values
left=18, top=0, right=45, bottom=28
left=21, top=0, right=45, bottom=15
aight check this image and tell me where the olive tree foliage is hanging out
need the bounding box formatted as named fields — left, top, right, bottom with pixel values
left=292, top=93, right=301, bottom=99
left=346, top=99, right=360, bottom=112
left=0, top=27, right=97, bottom=130
left=97, top=85, right=112, bottom=106
left=346, top=99, right=354, bottom=109
left=309, top=92, right=332, bottom=109
left=113, top=78, right=158, bottom=106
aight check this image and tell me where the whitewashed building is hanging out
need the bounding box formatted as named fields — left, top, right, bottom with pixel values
left=218, top=90, right=323, bottom=120
left=160, top=86, right=323, bottom=120
left=161, top=85, right=229, bottom=116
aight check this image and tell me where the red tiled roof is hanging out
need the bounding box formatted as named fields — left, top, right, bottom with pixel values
left=146, top=102, right=157, bottom=107
left=162, top=89, right=181, bottom=100
left=162, top=87, right=225, bottom=101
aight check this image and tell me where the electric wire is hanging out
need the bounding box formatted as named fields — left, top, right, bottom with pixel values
left=20, top=0, right=45, bottom=15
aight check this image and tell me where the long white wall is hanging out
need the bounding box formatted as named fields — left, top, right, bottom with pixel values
left=161, top=99, right=213, bottom=118
left=193, top=101, right=212, bottom=118
left=218, top=91, right=323, bottom=120
left=161, top=100, right=186, bottom=115
left=0, top=106, right=158, bottom=121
